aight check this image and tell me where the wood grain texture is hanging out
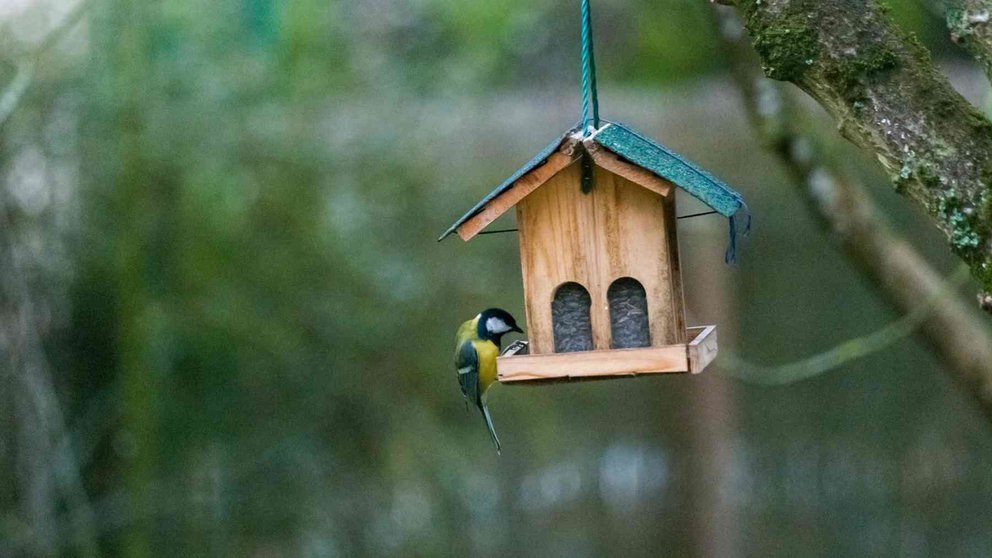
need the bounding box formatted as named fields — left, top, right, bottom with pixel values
left=663, top=191, right=687, bottom=343
left=497, top=325, right=717, bottom=382
left=584, top=139, right=674, bottom=198
left=497, top=345, right=690, bottom=382
left=687, top=325, right=718, bottom=374
left=456, top=140, right=581, bottom=241
left=516, top=163, right=684, bottom=354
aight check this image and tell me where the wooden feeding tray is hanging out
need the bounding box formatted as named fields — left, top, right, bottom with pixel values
left=497, top=325, right=717, bottom=383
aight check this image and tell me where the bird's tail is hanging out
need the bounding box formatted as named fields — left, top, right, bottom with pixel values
left=478, top=403, right=501, bottom=455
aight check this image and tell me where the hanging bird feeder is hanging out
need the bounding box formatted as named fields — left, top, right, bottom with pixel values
left=438, top=0, right=748, bottom=383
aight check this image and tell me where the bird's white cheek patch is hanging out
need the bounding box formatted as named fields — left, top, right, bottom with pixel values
left=486, top=317, right=511, bottom=334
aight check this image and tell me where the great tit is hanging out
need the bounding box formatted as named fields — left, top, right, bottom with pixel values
left=454, top=308, right=523, bottom=453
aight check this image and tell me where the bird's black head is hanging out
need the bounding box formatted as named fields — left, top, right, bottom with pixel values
left=477, top=308, right=523, bottom=346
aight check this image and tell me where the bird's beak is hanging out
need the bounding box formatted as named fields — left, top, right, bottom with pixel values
left=512, top=325, right=524, bottom=334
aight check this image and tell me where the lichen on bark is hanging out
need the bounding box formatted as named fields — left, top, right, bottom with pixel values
left=737, top=0, right=992, bottom=311
left=945, top=0, right=992, bottom=80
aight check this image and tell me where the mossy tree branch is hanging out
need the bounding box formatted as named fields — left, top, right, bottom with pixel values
left=946, top=0, right=992, bottom=82
left=722, top=0, right=992, bottom=311
left=712, top=6, right=992, bottom=421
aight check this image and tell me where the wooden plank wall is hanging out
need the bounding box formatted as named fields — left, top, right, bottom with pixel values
left=515, top=162, right=686, bottom=354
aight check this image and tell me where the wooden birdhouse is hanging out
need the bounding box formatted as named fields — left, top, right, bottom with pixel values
left=439, top=122, right=748, bottom=383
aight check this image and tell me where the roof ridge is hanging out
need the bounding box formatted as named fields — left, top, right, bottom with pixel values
left=438, top=119, right=748, bottom=245
left=603, top=122, right=744, bottom=204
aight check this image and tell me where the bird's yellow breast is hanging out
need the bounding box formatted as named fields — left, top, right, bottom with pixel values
left=472, top=339, right=499, bottom=392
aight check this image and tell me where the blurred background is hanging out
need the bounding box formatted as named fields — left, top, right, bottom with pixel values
left=2, top=0, right=992, bottom=556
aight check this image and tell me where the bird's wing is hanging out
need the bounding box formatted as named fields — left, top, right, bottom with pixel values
left=456, top=338, right=501, bottom=453
left=455, top=339, right=480, bottom=405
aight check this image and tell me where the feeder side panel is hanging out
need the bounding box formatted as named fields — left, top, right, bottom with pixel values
left=600, top=166, right=685, bottom=345
left=515, top=204, right=540, bottom=352
left=663, top=190, right=687, bottom=343
left=517, top=162, right=685, bottom=353
left=516, top=162, right=602, bottom=354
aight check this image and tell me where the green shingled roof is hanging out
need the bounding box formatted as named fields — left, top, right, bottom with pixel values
left=438, top=121, right=749, bottom=260
left=589, top=123, right=746, bottom=219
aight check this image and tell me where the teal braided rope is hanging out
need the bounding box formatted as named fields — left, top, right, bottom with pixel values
left=580, top=0, right=599, bottom=134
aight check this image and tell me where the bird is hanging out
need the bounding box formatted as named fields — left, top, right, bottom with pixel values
left=453, top=308, right=523, bottom=453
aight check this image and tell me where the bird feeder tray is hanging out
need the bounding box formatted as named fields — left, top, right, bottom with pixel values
left=440, top=122, right=747, bottom=383
left=497, top=325, right=716, bottom=383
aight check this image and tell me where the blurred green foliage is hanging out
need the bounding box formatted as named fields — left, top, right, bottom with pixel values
left=1, top=0, right=991, bottom=556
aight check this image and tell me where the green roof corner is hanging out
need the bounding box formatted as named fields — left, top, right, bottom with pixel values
left=589, top=123, right=745, bottom=219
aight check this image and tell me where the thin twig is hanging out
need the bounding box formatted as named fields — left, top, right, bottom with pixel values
left=0, top=0, right=89, bottom=129
left=0, top=63, right=35, bottom=128
left=719, top=266, right=970, bottom=385
left=0, top=182, right=100, bottom=556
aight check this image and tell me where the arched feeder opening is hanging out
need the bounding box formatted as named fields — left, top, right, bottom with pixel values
left=552, top=281, right=594, bottom=353
left=608, top=277, right=650, bottom=349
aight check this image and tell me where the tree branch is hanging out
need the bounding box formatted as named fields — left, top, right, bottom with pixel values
left=713, top=6, right=992, bottom=421
left=727, top=0, right=992, bottom=311
left=0, top=0, right=88, bottom=129
left=946, top=0, right=992, bottom=82
left=0, top=177, right=100, bottom=556
left=0, top=64, right=35, bottom=129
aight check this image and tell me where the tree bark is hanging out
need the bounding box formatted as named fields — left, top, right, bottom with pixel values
left=725, top=0, right=992, bottom=311
left=946, top=0, right=992, bottom=82
left=714, top=6, right=992, bottom=422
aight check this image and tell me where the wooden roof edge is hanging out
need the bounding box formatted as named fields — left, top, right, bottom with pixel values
left=438, top=120, right=750, bottom=245
left=437, top=130, right=582, bottom=242
left=582, top=138, right=674, bottom=198
left=455, top=139, right=581, bottom=241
